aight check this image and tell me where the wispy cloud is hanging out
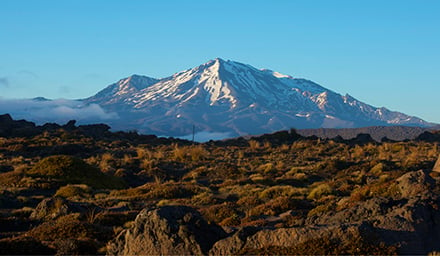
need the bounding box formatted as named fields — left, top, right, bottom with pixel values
left=0, top=99, right=118, bottom=125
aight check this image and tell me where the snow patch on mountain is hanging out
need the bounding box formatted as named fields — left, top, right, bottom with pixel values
left=83, top=58, right=434, bottom=137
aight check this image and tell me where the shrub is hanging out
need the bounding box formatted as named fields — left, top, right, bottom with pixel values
left=256, top=163, right=275, bottom=174
left=54, top=238, right=99, bottom=256
left=173, top=145, right=187, bottom=162
left=307, top=183, right=333, bottom=200
left=248, top=140, right=260, bottom=150
left=249, top=197, right=310, bottom=216
left=27, top=155, right=125, bottom=189
left=201, top=203, right=241, bottom=224
left=110, top=182, right=209, bottom=200
left=307, top=201, right=335, bottom=217
left=188, top=145, right=208, bottom=161
left=55, top=184, right=92, bottom=198
left=0, top=170, right=25, bottom=187
left=219, top=214, right=241, bottom=226
left=28, top=214, right=103, bottom=241
left=259, top=185, right=306, bottom=200
left=0, top=236, right=55, bottom=255
left=370, top=163, right=385, bottom=176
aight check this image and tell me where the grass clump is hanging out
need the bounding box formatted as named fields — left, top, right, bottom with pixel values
left=307, top=183, right=333, bottom=200
left=55, top=184, right=92, bottom=198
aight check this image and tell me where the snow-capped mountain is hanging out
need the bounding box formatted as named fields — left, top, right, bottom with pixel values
left=84, top=58, right=432, bottom=138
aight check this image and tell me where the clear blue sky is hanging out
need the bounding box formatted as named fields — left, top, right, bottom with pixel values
left=1, top=0, right=440, bottom=122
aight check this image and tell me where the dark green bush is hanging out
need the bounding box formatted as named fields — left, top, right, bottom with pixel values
left=27, top=155, right=125, bottom=189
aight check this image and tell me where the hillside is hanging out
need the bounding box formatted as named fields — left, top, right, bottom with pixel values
left=297, top=126, right=430, bottom=141
left=1, top=116, right=440, bottom=254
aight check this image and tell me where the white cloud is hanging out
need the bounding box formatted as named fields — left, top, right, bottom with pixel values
left=0, top=98, right=118, bottom=125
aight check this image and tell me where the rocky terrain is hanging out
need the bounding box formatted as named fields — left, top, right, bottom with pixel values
left=1, top=114, right=440, bottom=255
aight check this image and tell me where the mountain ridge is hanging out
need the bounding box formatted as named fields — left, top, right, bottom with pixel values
left=83, top=58, right=433, bottom=138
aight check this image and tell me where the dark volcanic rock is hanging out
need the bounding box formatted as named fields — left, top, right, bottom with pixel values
left=433, top=155, right=440, bottom=173
left=396, top=169, right=435, bottom=198
left=209, top=222, right=379, bottom=255
left=107, top=205, right=227, bottom=256
left=305, top=170, right=440, bottom=254
left=211, top=170, right=440, bottom=255
left=0, top=114, right=39, bottom=137
left=30, top=197, right=88, bottom=221
left=416, top=131, right=440, bottom=142
left=348, top=133, right=375, bottom=145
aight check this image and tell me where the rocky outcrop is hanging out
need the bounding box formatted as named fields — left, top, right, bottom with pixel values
left=30, top=197, right=88, bottom=221
left=433, top=154, right=440, bottom=173
left=396, top=169, right=436, bottom=197
left=0, top=114, right=38, bottom=137
left=209, top=222, right=381, bottom=255
left=210, top=170, right=440, bottom=255
left=107, top=205, right=227, bottom=255
left=106, top=171, right=440, bottom=255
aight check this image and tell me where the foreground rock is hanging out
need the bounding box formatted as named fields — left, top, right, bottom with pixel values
left=30, top=197, right=92, bottom=221
left=209, top=222, right=394, bottom=255
left=433, top=154, right=440, bottom=173
left=107, top=171, right=440, bottom=255
left=107, top=205, right=227, bottom=255
left=304, top=169, right=440, bottom=254
left=210, top=170, right=440, bottom=255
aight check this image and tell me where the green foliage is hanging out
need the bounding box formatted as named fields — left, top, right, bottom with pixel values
left=259, top=185, right=306, bottom=200
left=27, top=155, right=125, bottom=189
left=55, top=184, right=92, bottom=198
left=307, top=183, right=333, bottom=200
left=110, top=182, right=209, bottom=200
left=29, top=214, right=106, bottom=241
left=0, top=121, right=439, bottom=254
left=249, top=196, right=310, bottom=217
left=200, top=202, right=241, bottom=224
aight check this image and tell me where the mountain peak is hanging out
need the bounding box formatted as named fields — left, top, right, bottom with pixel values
left=84, top=59, right=433, bottom=137
left=214, top=57, right=225, bottom=63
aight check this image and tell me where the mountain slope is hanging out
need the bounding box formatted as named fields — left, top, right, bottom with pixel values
left=84, top=58, right=433, bottom=138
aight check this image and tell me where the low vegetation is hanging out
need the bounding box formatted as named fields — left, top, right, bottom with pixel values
left=0, top=120, right=439, bottom=254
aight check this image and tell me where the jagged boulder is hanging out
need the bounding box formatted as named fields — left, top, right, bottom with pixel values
left=30, top=197, right=87, bottom=221
left=107, top=205, right=227, bottom=256
left=211, top=171, right=440, bottom=255
left=0, top=113, right=39, bottom=137
left=209, top=222, right=390, bottom=255
left=308, top=196, right=440, bottom=254
left=396, top=169, right=435, bottom=198
left=305, top=170, right=440, bottom=254
left=433, top=154, right=440, bottom=173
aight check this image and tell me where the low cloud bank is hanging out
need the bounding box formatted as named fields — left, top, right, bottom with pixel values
left=0, top=98, right=118, bottom=125
left=178, top=131, right=233, bottom=142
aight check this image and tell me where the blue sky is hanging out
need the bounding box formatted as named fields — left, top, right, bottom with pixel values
left=1, top=0, right=440, bottom=122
